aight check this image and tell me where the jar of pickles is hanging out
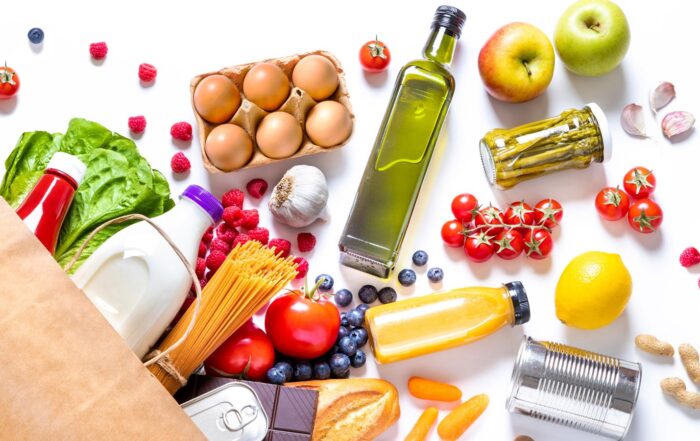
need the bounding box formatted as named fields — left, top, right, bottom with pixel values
left=479, top=103, right=611, bottom=189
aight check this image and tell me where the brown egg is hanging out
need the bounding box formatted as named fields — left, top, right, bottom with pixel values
left=242, top=63, right=290, bottom=111
left=256, top=112, right=303, bottom=159
left=193, top=75, right=241, bottom=124
left=305, top=101, right=353, bottom=148
left=292, top=55, right=339, bottom=101
left=205, top=124, right=253, bottom=171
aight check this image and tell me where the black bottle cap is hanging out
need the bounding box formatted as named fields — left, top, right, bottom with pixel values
left=431, top=5, right=467, bottom=39
left=505, top=281, right=530, bottom=325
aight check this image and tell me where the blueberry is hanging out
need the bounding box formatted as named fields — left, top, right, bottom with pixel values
left=358, top=285, right=378, bottom=304
left=274, top=361, right=294, bottom=382
left=334, top=369, right=350, bottom=379
left=266, top=367, right=286, bottom=385
left=329, top=353, right=351, bottom=377
left=27, top=28, right=44, bottom=44
left=315, top=274, right=334, bottom=291
left=398, top=269, right=417, bottom=286
left=313, top=361, right=331, bottom=380
left=349, top=327, right=369, bottom=347
left=351, top=349, right=367, bottom=368
left=412, top=250, right=429, bottom=266
left=356, top=303, right=371, bottom=313
left=338, top=336, right=358, bottom=356
left=337, top=325, right=350, bottom=341
left=347, top=309, right=364, bottom=327
left=340, top=311, right=349, bottom=327
left=378, top=287, right=397, bottom=304
left=352, top=307, right=366, bottom=323
left=427, top=267, right=444, bottom=283
left=325, top=344, right=340, bottom=358
left=334, top=288, right=352, bottom=307
left=293, top=361, right=313, bottom=381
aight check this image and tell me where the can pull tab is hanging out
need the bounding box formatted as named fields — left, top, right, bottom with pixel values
left=222, top=404, right=258, bottom=432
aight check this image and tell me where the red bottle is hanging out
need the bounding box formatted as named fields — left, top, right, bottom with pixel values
left=16, top=152, right=86, bottom=254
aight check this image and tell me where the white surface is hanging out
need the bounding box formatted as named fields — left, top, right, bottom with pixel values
left=2, top=1, right=699, bottom=440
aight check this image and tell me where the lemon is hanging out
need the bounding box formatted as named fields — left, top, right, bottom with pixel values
left=555, top=251, right=632, bottom=330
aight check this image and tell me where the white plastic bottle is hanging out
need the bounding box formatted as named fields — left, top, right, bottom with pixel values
left=72, top=185, right=223, bottom=359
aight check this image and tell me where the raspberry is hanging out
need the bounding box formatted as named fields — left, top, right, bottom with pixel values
left=170, top=152, right=191, bottom=174
left=233, top=233, right=251, bottom=248
left=222, top=206, right=243, bottom=228
left=138, top=63, right=157, bottom=82
left=195, top=257, right=206, bottom=279
left=206, top=250, right=227, bottom=272
left=239, top=209, right=259, bottom=230
left=89, top=42, right=108, bottom=59
left=128, top=115, right=147, bottom=133
left=293, top=256, right=309, bottom=280
left=170, top=121, right=193, bottom=141
left=222, top=189, right=245, bottom=208
left=201, top=230, right=213, bottom=245
left=297, top=232, right=316, bottom=252
left=210, top=238, right=231, bottom=255
left=216, top=222, right=238, bottom=244
left=198, top=242, right=207, bottom=257
left=680, top=247, right=700, bottom=268
left=248, top=227, right=270, bottom=245
left=199, top=278, right=208, bottom=289
left=269, top=238, right=291, bottom=258
left=246, top=178, right=268, bottom=199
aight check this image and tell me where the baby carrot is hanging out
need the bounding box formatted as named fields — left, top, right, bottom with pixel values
left=437, top=393, right=489, bottom=441
left=404, top=407, right=439, bottom=441
left=408, top=376, right=462, bottom=402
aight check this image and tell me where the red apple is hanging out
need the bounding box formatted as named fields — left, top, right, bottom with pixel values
left=478, top=22, right=555, bottom=103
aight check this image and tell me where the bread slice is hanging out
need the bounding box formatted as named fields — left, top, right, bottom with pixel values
left=289, top=378, right=400, bottom=441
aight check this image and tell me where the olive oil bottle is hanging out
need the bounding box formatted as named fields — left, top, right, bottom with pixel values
left=339, top=6, right=466, bottom=277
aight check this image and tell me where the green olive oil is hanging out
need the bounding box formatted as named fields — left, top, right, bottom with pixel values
left=339, top=6, right=466, bottom=277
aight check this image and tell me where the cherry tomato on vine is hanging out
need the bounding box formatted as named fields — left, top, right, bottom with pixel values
left=494, top=228, right=524, bottom=260
left=628, top=198, right=663, bottom=233
left=451, top=193, right=479, bottom=223
left=524, top=229, right=553, bottom=259
left=359, top=37, right=391, bottom=72
left=441, top=219, right=465, bottom=247
left=534, top=198, right=563, bottom=228
left=595, top=187, right=629, bottom=221
left=504, top=201, right=535, bottom=234
left=464, top=231, right=495, bottom=262
left=623, top=167, right=655, bottom=199
left=474, top=205, right=505, bottom=235
left=0, top=64, right=20, bottom=99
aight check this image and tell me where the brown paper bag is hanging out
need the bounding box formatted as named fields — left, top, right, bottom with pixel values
left=0, top=199, right=205, bottom=440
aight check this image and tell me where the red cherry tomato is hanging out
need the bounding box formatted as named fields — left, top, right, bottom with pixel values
left=464, top=231, right=495, bottom=262
left=504, top=201, right=535, bottom=234
left=474, top=205, right=506, bottom=236
left=0, top=64, right=20, bottom=99
left=595, top=187, right=630, bottom=221
left=524, top=229, right=553, bottom=259
left=451, top=193, right=479, bottom=223
left=441, top=219, right=465, bottom=247
left=623, top=167, right=656, bottom=199
left=204, top=320, right=275, bottom=381
left=265, top=289, right=340, bottom=359
left=359, top=37, right=391, bottom=72
left=494, top=228, right=524, bottom=260
left=627, top=198, right=663, bottom=233
left=534, top=199, right=563, bottom=228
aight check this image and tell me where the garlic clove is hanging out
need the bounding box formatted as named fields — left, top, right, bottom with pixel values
left=649, top=81, right=676, bottom=115
left=621, top=103, right=648, bottom=137
left=662, top=111, right=695, bottom=139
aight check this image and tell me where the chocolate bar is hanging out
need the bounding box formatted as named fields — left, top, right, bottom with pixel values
left=176, top=375, right=318, bottom=440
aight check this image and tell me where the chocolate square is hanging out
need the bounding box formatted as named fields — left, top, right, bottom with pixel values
left=273, top=387, right=317, bottom=433
left=268, top=431, right=311, bottom=441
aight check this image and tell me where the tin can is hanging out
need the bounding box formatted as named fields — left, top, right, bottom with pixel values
left=181, top=382, right=268, bottom=441
left=507, top=336, right=642, bottom=440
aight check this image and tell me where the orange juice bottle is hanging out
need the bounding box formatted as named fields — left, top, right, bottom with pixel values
left=365, top=282, right=529, bottom=364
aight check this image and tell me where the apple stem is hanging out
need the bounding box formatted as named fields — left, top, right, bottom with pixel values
left=522, top=60, right=532, bottom=77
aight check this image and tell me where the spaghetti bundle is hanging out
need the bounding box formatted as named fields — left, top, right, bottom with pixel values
left=147, top=241, right=297, bottom=394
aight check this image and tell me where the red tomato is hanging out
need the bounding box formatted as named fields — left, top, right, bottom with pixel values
left=464, top=231, right=495, bottom=262
left=0, top=64, right=20, bottom=99
left=265, top=289, right=340, bottom=359
left=623, top=167, right=656, bottom=199
left=595, top=187, right=630, bottom=221
left=494, top=229, right=524, bottom=260
left=474, top=205, right=506, bottom=236
left=628, top=198, right=663, bottom=233
left=534, top=199, right=563, bottom=228
left=524, top=229, right=553, bottom=259
left=451, top=193, right=479, bottom=223
left=359, top=38, right=391, bottom=72
left=441, top=219, right=465, bottom=247
left=504, top=201, right=535, bottom=234
left=204, top=320, right=275, bottom=381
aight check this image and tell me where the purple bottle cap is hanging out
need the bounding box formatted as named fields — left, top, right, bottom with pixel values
left=181, top=185, right=223, bottom=223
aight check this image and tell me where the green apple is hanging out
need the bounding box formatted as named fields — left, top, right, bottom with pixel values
left=554, top=0, right=631, bottom=76
left=478, top=22, right=555, bottom=103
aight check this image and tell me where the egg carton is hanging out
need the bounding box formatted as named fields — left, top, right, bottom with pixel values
left=190, top=50, right=354, bottom=173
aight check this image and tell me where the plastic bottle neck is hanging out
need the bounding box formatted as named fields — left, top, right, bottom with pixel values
left=422, top=26, right=457, bottom=66
left=46, top=168, right=80, bottom=190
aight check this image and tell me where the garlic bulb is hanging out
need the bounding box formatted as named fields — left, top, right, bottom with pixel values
left=268, top=165, right=329, bottom=228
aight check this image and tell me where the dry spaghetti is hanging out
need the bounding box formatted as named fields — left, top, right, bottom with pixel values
left=147, top=240, right=297, bottom=394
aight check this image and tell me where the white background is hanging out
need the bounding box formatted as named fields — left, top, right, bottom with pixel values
left=2, top=1, right=699, bottom=440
